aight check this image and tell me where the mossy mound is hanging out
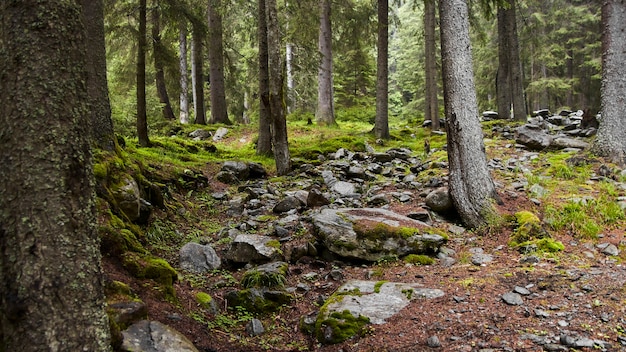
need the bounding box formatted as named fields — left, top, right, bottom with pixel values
left=225, top=288, right=293, bottom=314
left=241, top=262, right=288, bottom=289
left=509, top=211, right=563, bottom=253
left=121, top=252, right=177, bottom=299
left=403, top=254, right=435, bottom=265
left=315, top=309, right=370, bottom=344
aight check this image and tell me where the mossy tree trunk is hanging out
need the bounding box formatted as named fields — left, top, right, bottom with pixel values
left=0, top=1, right=111, bottom=350
left=137, top=0, right=150, bottom=146
left=257, top=0, right=273, bottom=155
left=593, top=0, right=626, bottom=166
left=82, top=0, right=116, bottom=151
left=374, top=0, right=390, bottom=140
left=439, top=0, right=500, bottom=229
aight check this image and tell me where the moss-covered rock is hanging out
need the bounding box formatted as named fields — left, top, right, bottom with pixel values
left=121, top=253, right=177, bottom=299
left=195, top=292, right=218, bottom=314
left=403, top=254, right=435, bottom=265
left=225, top=288, right=293, bottom=314
left=315, top=309, right=370, bottom=344
left=509, top=211, right=563, bottom=253
left=240, top=262, right=288, bottom=289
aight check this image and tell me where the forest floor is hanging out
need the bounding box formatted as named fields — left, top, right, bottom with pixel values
left=103, top=124, right=626, bottom=352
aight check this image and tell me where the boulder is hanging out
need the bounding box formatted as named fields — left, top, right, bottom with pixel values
left=189, top=129, right=211, bottom=140
left=221, top=161, right=249, bottom=180
left=226, top=234, right=283, bottom=263
left=425, top=187, right=454, bottom=214
left=312, top=208, right=447, bottom=262
left=515, top=124, right=553, bottom=150
left=273, top=195, right=302, bottom=214
left=113, top=176, right=141, bottom=222
left=121, top=320, right=199, bottom=352
left=179, top=242, right=221, bottom=273
left=212, top=127, right=229, bottom=141
left=551, top=137, right=590, bottom=150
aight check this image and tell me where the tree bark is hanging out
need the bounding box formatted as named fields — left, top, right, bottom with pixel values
left=507, top=0, right=526, bottom=121
left=179, top=22, right=190, bottom=124
left=82, top=0, right=116, bottom=151
left=316, top=0, right=336, bottom=126
left=152, top=4, right=176, bottom=121
left=207, top=0, right=231, bottom=125
left=424, top=0, right=440, bottom=130
left=439, top=0, right=500, bottom=229
left=191, top=23, right=206, bottom=125
left=137, top=0, right=150, bottom=146
left=257, top=0, right=273, bottom=155
left=496, top=4, right=512, bottom=120
left=593, top=0, right=626, bottom=166
left=0, top=1, right=111, bottom=350
left=375, top=0, right=390, bottom=139
left=266, top=0, right=291, bottom=175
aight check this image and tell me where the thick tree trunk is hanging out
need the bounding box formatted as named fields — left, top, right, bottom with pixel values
left=191, top=24, right=206, bottom=125
left=207, top=0, right=231, bottom=125
left=257, top=0, right=272, bottom=155
left=593, top=0, right=626, bottom=166
left=0, top=1, right=111, bottom=350
left=316, top=0, right=336, bottom=126
left=375, top=0, right=390, bottom=139
left=137, top=0, right=150, bottom=146
left=507, top=0, right=526, bottom=121
left=266, top=0, right=291, bottom=175
left=439, top=0, right=499, bottom=229
left=496, top=5, right=512, bottom=120
left=424, top=0, right=440, bottom=130
left=179, top=23, right=190, bottom=124
left=82, top=0, right=116, bottom=151
left=152, top=5, right=176, bottom=121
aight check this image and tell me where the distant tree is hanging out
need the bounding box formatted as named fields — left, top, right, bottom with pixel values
left=424, top=0, right=440, bottom=130
left=152, top=2, right=176, bottom=121
left=179, top=22, right=190, bottom=124
left=439, top=0, right=500, bottom=228
left=0, top=0, right=111, bottom=349
left=137, top=0, right=150, bottom=146
left=374, top=0, right=390, bottom=139
left=82, top=0, right=116, bottom=151
left=207, top=0, right=231, bottom=125
left=257, top=0, right=273, bottom=155
left=593, top=0, right=626, bottom=166
left=496, top=0, right=525, bottom=121
left=266, top=0, right=291, bottom=175
left=316, top=0, right=336, bottom=126
left=191, top=21, right=206, bottom=124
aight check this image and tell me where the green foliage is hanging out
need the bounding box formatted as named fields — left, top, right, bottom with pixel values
left=403, top=254, right=435, bottom=265
left=373, top=280, right=387, bottom=293
left=240, top=269, right=286, bottom=289
left=195, top=292, right=215, bottom=310
left=315, top=310, right=370, bottom=344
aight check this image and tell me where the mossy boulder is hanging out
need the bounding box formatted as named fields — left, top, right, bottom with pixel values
left=240, top=261, right=288, bottom=289
left=225, top=288, right=293, bottom=314
left=312, top=208, right=447, bottom=261
left=195, top=292, right=218, bottom=314
left=122, top=253, right=177, bottom=298
left=509, top=211, right=563, bottom=253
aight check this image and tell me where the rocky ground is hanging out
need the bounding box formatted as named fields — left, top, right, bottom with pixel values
left=105, top=116, right=626, bottom=352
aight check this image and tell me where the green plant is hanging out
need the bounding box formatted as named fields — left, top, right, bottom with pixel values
left=403, top=254, right=435, bottom=265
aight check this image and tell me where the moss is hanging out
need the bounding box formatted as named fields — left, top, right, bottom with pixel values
left=401, top=288, right=414, bottom=300
left=266, top=239, right=281, bottom=249
left=226, top=288, right=293, bottom=314
left=99, top=226, right=146, bottom=256
left=403, top=254, right=435, bottom=265
left=121, top=253, right=177, bottom=299
left=315, top=310, right=370, bottom=344
left=373, top=280, right=387, bottom=293
left=195, top=292, right=214, bottom=309
left=518, top=238, right=565, bottom=253
left=240, top=269, right=286, bottom=289
left=509, top=211, right=549, bottom=246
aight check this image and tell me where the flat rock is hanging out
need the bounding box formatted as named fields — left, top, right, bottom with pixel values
left=501, top=292, right=524, bottom=306
left=121, top=320, right=198, bottom=352
left=226, top=234, right=282, bottom=263
left=179, top=242, right=221, bottom=273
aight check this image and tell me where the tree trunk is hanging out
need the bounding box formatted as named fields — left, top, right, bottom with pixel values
left=286, top=41, right=295, bottom=114
left=496, top=4, right=512, bottom=120
left=137, top=0, right=150, bottom=146
left=191, top=23, right=206, bottom=125
left=316, top=0, right=336, bottom=126
left=439, top=0, right=500, bottom=229
left=257, top=0, right=273, bottom=155
left=507, top=0, right=526, bottom=121
left=82, top=0, right=116, bottom=151
left=207, top=0, right=231, bottom=125
left=375, top=0, right=390, bottom=139
left=152, top=4, right=176, bottom=121
left=0, top=1, right=111, bottom=350
left=179, top=22, right=190, bottom=124
left=424, top=0, right=440, bottom=130
left=266, top=0, right=291, bottom=175
left=593, top=0, right=626, bottom=166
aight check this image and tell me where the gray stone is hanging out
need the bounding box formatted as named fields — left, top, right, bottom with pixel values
left=501, top=292, right=524, bottom=306
left=367, top=194, right=390, bottom=206
left=222, top=161, right=249, bottom=180
left=425, top=187, right=454, bottom=213
left=189, top=129, right=211, bottom=139
left=114, top=176, right=141, bottom=222
left=273, top=196, right=302, bottom=214
left=179, top=242, right=222, bottom=273
left=332, top=181, right=356, bottom=196
left=551, top=137, right=589, bottom=150
left=212, top=127, right=229, bottom=141
left=226, top=234, right=283, bottom=263
left=601, top=243, right=620, bottom=256
left=307, top=187, right=330, bottom=207
left=448, top=224, right=466, bottom=236
left=513, top=286, right=531, bottom=296
left=427, top=335, right=442, bottom=348
left=471, top=253, right=493, bottom=266
left=246, top=318, right=265, bottom=336
left=109, top=301, right=148, bottom=328
left=515, top=124, right=553, bottom=150
left=121, top=320, right=199, bottom=352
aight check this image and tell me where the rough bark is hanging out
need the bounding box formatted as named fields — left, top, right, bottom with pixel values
left=496, top=4, right=512, bottom=120
left=286, top=41, right=295, bottom=114
left=439, top=0, right=500, bottom=229
left=316, top=0, right=336, bottom=126
left=191, top=23, right=206, bottom=125
left=257, top=0, right=272, bottom=155
left=375, top=0, right=390, bottom=139
left=266, top=0, right=291, bottom=175
left=179, top=22, right=190, bottom=124
left=207, top=0, right=231, bottom=125
left=82, top=0, right=116, bottom=151
left=137, top=0, right=150, bottom=146
left=507, top=0, right=526, bottom=121
left=0, top=1, right=111, bottom=350
left=424, top=0, right=440, bottom=130
left=152, top=5, right=175, bottom=121
left=593, top=0, right=626, bottom=166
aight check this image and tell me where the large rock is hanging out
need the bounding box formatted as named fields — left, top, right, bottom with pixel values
left=179, top=242, right=221, bottom=273
left=515, top=124, right=553, bottom=150
left=113, top=176, right=141, bottom=221
left=314, top=280, right=444, bottom=344
left=312, top=208, right=447, bottom=261
left=551, top=137, right=590, bottom=150
left=226, top=234, right=283, bottom=263
left=121, top=320, right=199, bottom=352
left=424, top=187, right=454, bottom=214
left=222, top=161, right=250, bottom=180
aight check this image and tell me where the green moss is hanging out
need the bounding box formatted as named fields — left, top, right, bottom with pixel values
left=509, top=211, right=549, bottom=246
left=401, top=288, right=414, bottom=300
left=266, top=239, right=281, bottom=249
left=518, top=238, right=565, bottom=253
left=226, top=288, right=293, bottom=314
left=240, top=269, right=286, bottom=289
left=403, top=254, right=435, bottom=265
left=374, top=280, right=387, bottom=293
left=121, top=253, right=177, bottom=299
left=315, top=310, right=370, bottom=344
left=195, top=292, right=214, bottom=309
